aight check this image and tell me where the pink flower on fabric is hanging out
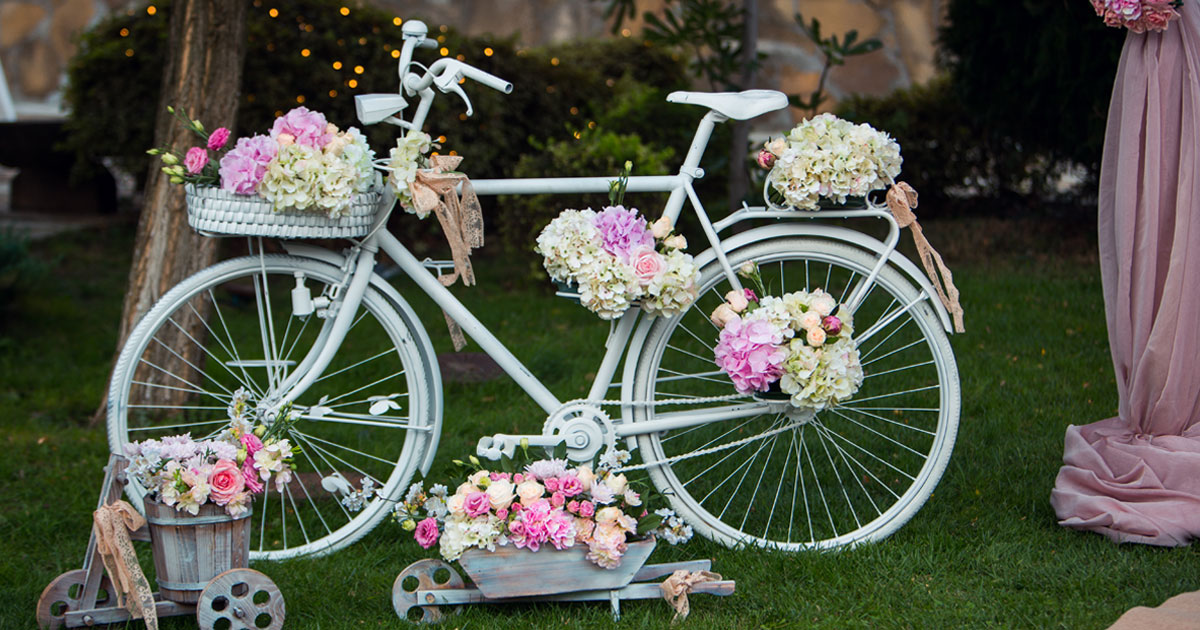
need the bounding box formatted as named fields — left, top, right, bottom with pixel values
left=208, top=459, right=244, bottom=505
left=241, top=458, right=264, bottom=494
left=219, top=134, right=277, bottom=195
left=714, top=316, right=787, bottom=393
left=270, top=107, right=331, bottom=148
left=207, top=127, right=231, bottom=151
left=464, top=491, right=491, bottom=517
left=592, top=206, right=654, bottom=264
left=414, top=517, right=439, bottom=549
left=184, top=147, right=208, bottom=174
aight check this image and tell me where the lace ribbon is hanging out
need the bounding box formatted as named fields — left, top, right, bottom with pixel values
left=886, top=182, right=965, bottom=333
left=660, top=569, right=722, bottom=622
left=409, top=155, right=485, bottom=350
left=93, top=501, right=157, bottom=629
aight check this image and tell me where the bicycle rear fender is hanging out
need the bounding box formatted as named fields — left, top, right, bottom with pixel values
left=282, top=242, right=444, bottom=477
left=698, top=224, right=955, bottom=333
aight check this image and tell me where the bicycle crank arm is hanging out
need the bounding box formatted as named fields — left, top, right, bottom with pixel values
left=476, top=434, right=562, bottom=460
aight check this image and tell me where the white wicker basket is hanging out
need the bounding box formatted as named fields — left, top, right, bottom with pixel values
left=185, top=184, right=381, bottom=239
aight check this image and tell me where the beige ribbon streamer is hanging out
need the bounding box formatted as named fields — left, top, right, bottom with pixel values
left=886, top=182, right=966, bottom=333
left=93, top=501, right=157, bottom=629
left=409, top=155, right=485, bottom=351
left=661, top=569, right=722, bottom=623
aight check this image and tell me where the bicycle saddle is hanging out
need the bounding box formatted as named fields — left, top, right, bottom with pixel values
left=666, top=89, right=789, bottom=120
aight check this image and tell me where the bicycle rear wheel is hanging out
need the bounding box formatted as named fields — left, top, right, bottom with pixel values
left=107, top=254, right=439, bottom=560
left=632, top=238, right=959, bottom=550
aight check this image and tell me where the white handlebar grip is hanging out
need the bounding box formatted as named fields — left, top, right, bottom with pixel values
left=461, top=65, right=513, bottom=94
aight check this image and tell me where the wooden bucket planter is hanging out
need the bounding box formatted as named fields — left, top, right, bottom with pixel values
left=143, top=499, right=251, bottom=604
left=456, top=537, right=657, bottom=599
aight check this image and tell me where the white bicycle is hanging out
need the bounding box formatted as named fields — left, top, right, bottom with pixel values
left=107, top=20, right=960, bottom=561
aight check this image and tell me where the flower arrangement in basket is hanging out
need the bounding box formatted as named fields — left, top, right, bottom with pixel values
left=1090, top=0, right=1181, bottom=32
left=123, top=388, right=298, bottom=516
left=535, top=163, right=700, bottom=319
left=394, top=446, right=693, bottom=573
left=758, top=113, right=901, bottom=212
left=710, top=263, right=864, bottom=409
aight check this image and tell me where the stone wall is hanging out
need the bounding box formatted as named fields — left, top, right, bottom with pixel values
left=0, top=0, right=945, bottom=120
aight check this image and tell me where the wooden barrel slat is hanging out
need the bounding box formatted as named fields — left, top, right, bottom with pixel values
left=144, top=499, right=251, bottom=604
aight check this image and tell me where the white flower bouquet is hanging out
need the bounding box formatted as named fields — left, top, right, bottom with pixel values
left=711, top=264, right=864, bottom=409
left=758, top=113, right=902, bottom=212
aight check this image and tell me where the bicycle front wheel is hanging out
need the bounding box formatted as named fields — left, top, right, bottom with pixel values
left=632, top=238, right=959, bottom=550
left=107, top=254, right=439, bottom=560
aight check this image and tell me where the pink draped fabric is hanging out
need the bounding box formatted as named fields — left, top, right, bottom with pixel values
left=1050, top=4, right=1200, bottom=546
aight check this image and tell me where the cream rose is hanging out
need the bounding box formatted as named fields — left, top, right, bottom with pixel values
left=800, top=311, right=822, bottom=331
left=516, top=480, right=545, bottom=506
left=806, top=326, right=827, bottom=347
left=604, top=473, right=628, bottom=495
left=811, top=294, right=837, bottom=317
left=725, top=290, right=749, bottom=313
left=595, top=506, right=621, bottom=524
left=651, top=215, right=673, bottom=239
left=486, top=479, right=515, bottom=510
left=711, top=304, right=739, bottom=327
left=575, top=465, right=596, bottom=491
left=665, top=234, right=687, bottom=250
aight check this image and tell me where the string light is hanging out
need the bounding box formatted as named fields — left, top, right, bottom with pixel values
left=301, top=48, right=311, bottom=57
left=296, top=95, right=306, bottom=103
left=551, top=57, right=560, bottom=66
left=268, top=8, right=278, bottom=18
left=332, top=61, right=343, bottom=70
left=358, top=37, right=367, bottom=45
left=437, top=135, right=447, bottom=143
left=621, top=28, right=631, bottom=37
left=456, top=54, right=465, bottom=61
left=329, top=89, right=338, bottom=98
left=339, top=6, right=350, bottom=16
left=437, top=35, right=445, bottom=43
left=484, top=47, right=494, bottom=57
left=353, top=65, right=364, bottom=74
left=439, top=25, right=448, bottom=33
left=119, top=28, right=129, bottom=37
left=391, top=50, right=401, bottom=59
left=393, top=17, right=402, bottom=26
left=125, top=48, right=134, bottom=57
left=439, top=47, right=449, bottom=56
left=569, top=107, right=579, bottom=115
left=146, top=5, right=156, bottom=15
left=347, top=79, right=358, bottom=88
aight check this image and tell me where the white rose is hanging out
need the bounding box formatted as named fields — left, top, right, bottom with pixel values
left=486, top=479, right=515, bottom=510
left=516, top=480, right=545, bottom=506
left=604, top=473, right=628, bottom=495
left=575, top=465, right=596, bottom=491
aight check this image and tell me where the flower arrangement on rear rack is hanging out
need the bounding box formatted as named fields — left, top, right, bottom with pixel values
left=535, top=163, right=700, bottom=319
left=394, top=447, right=693, bottom=569
left=149, top=106, right=376, bottom=217
left=711, top=263, right=864, bottom=409
left=1090, top=0, right=1181, bottom=32
left=758, top=113, right=901, bottom=212
left=123, top=388, right=298, bottom=517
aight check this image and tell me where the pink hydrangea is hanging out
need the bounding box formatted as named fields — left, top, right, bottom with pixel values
left=270, top=107, right=331, bottom=148
left=219, top=135, right=277, bottom=195
left=714, top=316, right=787, bottom=393
left=592, top=206, right=654, bottom=263
left=414, top=517, right=439, bottom=549
left=508, top=499, right=576, bottom=552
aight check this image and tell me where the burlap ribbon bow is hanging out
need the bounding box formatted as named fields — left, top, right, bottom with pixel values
left=93, top=501, right=157, bottom=629
left=661, top=569, right=722, bottom=623
left=886, top=182, right=966, bottom=333
left=408, top=155, right=485, bottom=350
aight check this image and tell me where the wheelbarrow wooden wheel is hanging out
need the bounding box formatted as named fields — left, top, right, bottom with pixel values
left=37, top=569, right=115, bottom=630
left=196, top=568, right=285, bottom=630
left=392, top=559, right=464, bottom=624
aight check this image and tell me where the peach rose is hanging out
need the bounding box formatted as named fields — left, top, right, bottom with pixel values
left=806, top=326, right=827, bottom=347
left=516, top=480, right=545, bottom=506
left=651, top=215, right=673, bottom=239
left=725, top=290, right=749, bottom=313
left=710, top=304, right=739, bottom=328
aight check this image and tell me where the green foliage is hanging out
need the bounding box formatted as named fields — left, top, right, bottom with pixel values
left=836, top=77, right=1006, bottom=216
left=0, top=229, right=47, bottom=310
left=640, top=0, right=750, bottom=90
left=939, top=0, right=1124, bottom=199
left=791, top=13, right=883, bottom=116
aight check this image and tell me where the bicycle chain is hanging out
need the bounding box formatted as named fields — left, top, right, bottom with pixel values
left=546, top=393, right=804, bottom=474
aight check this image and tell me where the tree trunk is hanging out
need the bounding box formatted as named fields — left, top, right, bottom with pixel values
left=727, top=0, right=758, bottom=209
left=92, top=0, right=247, bottom=424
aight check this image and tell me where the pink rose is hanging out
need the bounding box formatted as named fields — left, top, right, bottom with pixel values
left=550, top=491, right=566, bottom=507
left=208, top=459, right=244, bottom=505
left=489, top=472, right=511, bottom=482
left=558, top=476, right=583, bottom=497
left=822, top=316, right=842, bottom=336
left=464, top=491, right=491, bottom=517
left=543, top=477, right=560, bottom=493
left=578, top=501, right=595, bottom=518
left=496, top=507, right=509, bottom=520
left=241, top=459, right=263, bottom=494
left=567, top=500, right=580, bottom=514
left=757, top=149, right=776, bottom=169
left=631, top=247, right=664, bottom=286
left=414, top=517, right=439, bottom=549
left=184, top=146, right=208, bottom=174
left=207, top=127, right=231, bottom=151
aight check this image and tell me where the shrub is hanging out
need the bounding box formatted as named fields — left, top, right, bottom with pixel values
left=0, top=229, right=46, bottom=311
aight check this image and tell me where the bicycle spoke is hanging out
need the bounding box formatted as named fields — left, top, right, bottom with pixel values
left=207, top=289, right=266, bottom=399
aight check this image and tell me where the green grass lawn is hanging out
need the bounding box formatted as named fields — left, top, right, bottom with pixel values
left=2, top=220, right=1197, bottom=629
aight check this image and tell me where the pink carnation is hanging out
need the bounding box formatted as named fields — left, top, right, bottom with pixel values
left=240, top=433, right=263, bottom=456
left=714, top=316, right=787, bottom=393
left=219, top=134, right=277, bottom=195
left=270, top=107, right=331, bottom=148
left=241, top=458, right=264, bottom=494
left=414, top=517, right=439, bottom=549
left=558, top=476, right=584, bottom=498
left=207, top=127, right=231, bottom=151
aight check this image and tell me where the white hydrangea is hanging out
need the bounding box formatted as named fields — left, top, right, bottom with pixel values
left=779, top=336, right=863, bottom=409
left=314, top=149, right=360, bottom=218
left=260, top=143, right=322, bottom=212
left=388, top=130, right=433, bottom=216
left=576, top=258, right=637, bottom=320
left=641, top=249, right=700, bottom=317
left=535, top=209, right=603, bottom=283
left=766, top=113, right=902, bottom=211
left=338, top=127, right=377, bottom=193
